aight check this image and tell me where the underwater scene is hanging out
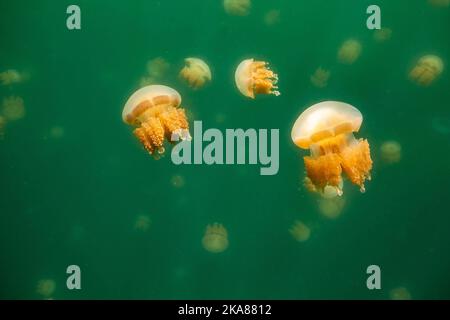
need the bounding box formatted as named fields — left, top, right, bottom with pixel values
left=0, top=0, right=449, bottom=300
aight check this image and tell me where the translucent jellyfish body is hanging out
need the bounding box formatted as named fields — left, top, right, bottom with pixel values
left=337, top=39, right=362, bottom=64
left=373, top=28, right=392, bottom=43
left=122, top=85, right=190, bottom=156
left=318, top=196, right=346, bottom=219
left=389, top=287, right=412, bottom=300
left=179, top=58, right=212, bottom=89
left=134, top=215, right=151, bottom=232
left=409, top=55, right=444, bottom=86
left=36, top=279, right=56, bottom=298
left=0, top=69, right=23, bottom=85
left=235, top=58, right=279, bottom=98
left=2, top=96, right=25, bottom=121
left=0, top=116, right=6, bottom=139
left=291, top=101, right=373, bottom=196
left=310, top=67, right=330, bottom=88
left=264, top=9, right=280, bottom=26
left=289, top=220, right=311, bottom=242
left=380, top=140, right=401, bottom=164
left=223, top=0, right=251, bottom=16
left=202, top=223, right=229, bottom=253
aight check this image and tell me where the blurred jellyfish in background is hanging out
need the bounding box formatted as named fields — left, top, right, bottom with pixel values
left=318, top=196, right=346, bottom=219
left=139, top=57, right=171, bottom=87
left=263, top=9, right=280, bottom=26
left=0, top=69, right=25, bottom=85
left=289, top=220, right=311, bottom=242
left=214, top=112, right=227, bottom=124
left=337, top=39, right=362, bottom=64
left=389, top=287, right=412, bottom=300
left=202, top=223, right=229, bottom=253
left=235, top=58, right=280, bottom=98
left=2, top=96, right=25, bottom=121
left=373, top=27, right=392, bottom=43
left=49, top=125, right=65, bottom=139
left=134, top=214, right=151, bottom=232
left=409, top=55, right=444, bottom=86
left=0, top=116, right=6, bottom=139
left=380, top=140, right=402, bottom=164
left=171, top=174, right=185, bottom=188
left=428, top=0, right=450, bottom=7
left=310, top=67, right=331, bottom=88
left=223, top=0, right=251, bottom=16
left=36, top=279, right=56, bottom=299
left=179, top=58, right=212, bottom=89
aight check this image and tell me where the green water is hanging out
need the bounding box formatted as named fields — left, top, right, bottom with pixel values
left=1, top=0, right=449, bottom=299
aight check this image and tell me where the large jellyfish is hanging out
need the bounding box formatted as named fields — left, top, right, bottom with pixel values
left=202, top=223, right=229, bottom=253
left=235, top=58, right=280, bottom=98
left=223, top=0, right=251, bottom=16
left=122, top=85, right=190, bottom=156
left=291, top=101, right=373, bottom=196
left=179, top=58, right=212, bottom=89
left=337, top=39, right=362, bottom=64
left=409, top=55, right=444, bottom=86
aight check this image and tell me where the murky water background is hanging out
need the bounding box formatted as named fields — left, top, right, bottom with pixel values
left=1, top=0, right=449, bottom=299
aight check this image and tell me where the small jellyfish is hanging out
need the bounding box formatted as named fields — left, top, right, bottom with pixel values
left=389, top=287, right=412, bottom=300
left=202, top=223, right=229, bottom=253
left=428, top=0, right=450, bottom=7
left=171, top=174, right=185, bottom=188
left=310, top=67, right=331, bottom=88
left=291, top=101, right=373, bottom=196
left=409, top=55, right=444, bottom=86
left=0, top=116, right=6, bottom=139
left=289, top=220, right=311, bottom=242
left=122, top=85, right=191, bottom=156
left=337, top=39, right=362, bottom=64
left=264, top=9, right=280, bottom=26
left=146, top=57, right=170, bottom=78
left=373, top=27, right=392, bottom=43
left=36, top=279, right=56, bottom=298
left=223, top=0, right=251, bottom=16
left=134, top=215, right=151, bottom=232
left=318, top=196, right=346, bottom=219
left=234, top=58, right=280, bottom=98
left=0, top=69, right=23, bottom=85
left=380, top=140, right=401, bottom=164
left=49, top=126, right=65, bottom=139
left=139, top=76, right=158, bottom=87
left=2, top=96, right=25, bottom=121
left=179, top=58, right=212, bottom=89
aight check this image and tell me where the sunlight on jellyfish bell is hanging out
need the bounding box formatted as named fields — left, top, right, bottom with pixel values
left=235, top=58, right=280, bottom=99
left=36, top=279, right=56, bottom=299
left=223, top=0, right=251, bottom=16
left=2, top=96, right=25, bottom=121
left=122, top=85, right=191, bottom=157
left=409, top=55, right=444, bottom=87
left=337, top=39, right=362, bottom=64
left=291, top=101, right=373, bottom=197
left=202, top=223, right=229, bottom=253
left=179, top=58, right=212, bottom=89
left=380, top=140, right=402, bottom=164
left=289, top=220, right=311, bottom=242
left=389, top=287, right=412, bottom=300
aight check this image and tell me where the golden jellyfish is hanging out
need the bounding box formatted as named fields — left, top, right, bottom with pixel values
left=337, top=39, right=362, bottom=64
left=2, top=96, right=25, bottom=121
left=289, top=220, right=311, bottom=242
left=389, top=287, right=412, bottom=300
left=310, top=67, right=330, bottom=88
left=291, top=101, right=373, bottom=196
left=179, top=58, right=212, bottom=89
left=318, top=196, right=346, bottom=219
left=264, top=9, right=280, bottom=26
left=202, top=223, right=229, bottom=253
left=409, top=55, right=444, bottom=86
left=36, top=279, right=56, bottom=298
left=428, top=0, right=450, bottom=7
left=223, top=0, right=251, bottom=16
left=380, top=140, right=401, bottom=164
left=122, top=85, right=191, bottom=156
left=0, top=69, right=23, bottom=85
left=373, top=27, right=392, bottom=43
left=134, top=215, right=151, bottom=232
left=234, top=58, right=280, bottom=98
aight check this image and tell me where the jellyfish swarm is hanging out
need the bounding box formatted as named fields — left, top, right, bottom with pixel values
left=179, top=58, right=212, bottom=89
left=122, top=85, right=190, bottom=156
left=202, top=223, right=229, bottom=253
left=409, top=55, right=444, bottom=86
left=291, top=101, right=373, bottom=196
left=235, top=59, right=280, bottom=98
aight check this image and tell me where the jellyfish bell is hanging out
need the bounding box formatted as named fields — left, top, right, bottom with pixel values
left=235, top=58, right=280, bottom=99
left=122, top=85, right=190, bottom=156
left=2, top=96, right=25, bottom=121
left=289, top=220, right=311, bottom=242
left=409, top=55, right=444, bottom=86
left=223, top=0, right=251, bottom=16
left=337, top=39, right=362, bottom=64
left=291, top=101, right=373, bottom=195
left=202, top=223, right=229, bottom=253
left=380, top=140, right=401, bottom=164
left=179, top=57, right=212, bottom=89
